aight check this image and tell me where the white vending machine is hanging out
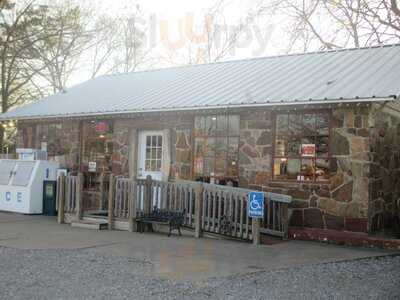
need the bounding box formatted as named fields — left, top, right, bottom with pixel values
left=0, top=149, right=59, bottom=214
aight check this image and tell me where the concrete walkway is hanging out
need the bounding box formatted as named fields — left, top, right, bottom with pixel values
left=0, top=212, right=394, bottom=280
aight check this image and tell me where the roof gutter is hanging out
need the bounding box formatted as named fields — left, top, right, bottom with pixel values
left=0, top=96, right=396, bottom=122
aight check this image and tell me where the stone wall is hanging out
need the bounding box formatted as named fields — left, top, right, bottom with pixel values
left=104, top=115, right=194, bottom=179
left=112, top=120, right=130, bottom=176
left=237, top=107, right=372, bottom=233
left=238, top=112, right=273, bottom=187
left=53, top=121, right=81, bottom=171
left=16, top=105, right=390, bottom=234
left=172, top=126, right=193, bottom=180
left=369, top=103, right=400, bottom=236
left=17, top=122, right=36, bottom=149
left=18, top=121, right=80, bottom=171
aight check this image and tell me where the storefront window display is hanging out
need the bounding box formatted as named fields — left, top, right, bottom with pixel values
left=194, top=115, right=240, bottom=185
left=273, top=112, right=331, bottom=182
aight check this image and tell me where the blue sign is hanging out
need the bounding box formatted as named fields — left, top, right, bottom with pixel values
left=5, top=192, right=11, bottom=202
left=248, top=192, right=264, bottom=218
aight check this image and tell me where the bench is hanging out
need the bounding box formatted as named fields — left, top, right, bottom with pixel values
left=136, top=208, right=185, bottom=237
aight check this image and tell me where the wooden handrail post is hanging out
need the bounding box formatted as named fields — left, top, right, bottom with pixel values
left=195, top=183, right=204, bottom=238
left=57, top=173, right=66, bottom=224
left=99, top=172, right=105, bottom=210
left=252, top=218, right=261, bottom=246
left=76, top=173, right=83, bottom=221
left=282, top=203, right=289, bottom=239
left=108, top=174, right=115, bottom=230
left=128, top=180, right=137, bottom=232
left=144, top=175, right=152, bottom=214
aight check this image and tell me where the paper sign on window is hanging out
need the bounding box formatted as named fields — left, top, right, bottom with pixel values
left=88, top=161, right=97, bottom=172
left=301, top=144, right=315, bottom=157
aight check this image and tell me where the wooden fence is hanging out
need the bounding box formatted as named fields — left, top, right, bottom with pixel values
left=82, top=173, right=109, bottom=212
left=56, top=173, right=82, bottom=223
left=110, top=176, right=291, bottom=242
left=261, top=193, right=292, bottom=238
left=112, top=177, right=197, bottom=228
left=57, top=173, right=292, bottom=244
left=200, top=183, right=253, bottom=240
left=64, top=175, right=78, bottom=213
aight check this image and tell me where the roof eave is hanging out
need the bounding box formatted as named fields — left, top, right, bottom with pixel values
left=0, top=96, right=396, bottom=122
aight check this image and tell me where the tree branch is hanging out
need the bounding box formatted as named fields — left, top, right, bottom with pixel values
left=392, top=0, right=400, bottom=17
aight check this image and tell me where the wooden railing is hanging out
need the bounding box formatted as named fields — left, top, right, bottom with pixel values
left=107, top=176, right=292, bottom=243
left=56, top=174, right=78, bottom=215
left=112, top=177, right=197, bottom=228
left=261, top=193, right=292, bottom=238
left=57, top=173, right=83, bottom=223
left=64, top=175, right=78, bottom=213
left=114, top=177, right=133, bottom=219
left=57, top=173, right=292, bottom=244
left=201, top=183, right=253, bottom=240
left=82, top=173, right=109, bottom=212
left=150, top=180, right=197, bottom=228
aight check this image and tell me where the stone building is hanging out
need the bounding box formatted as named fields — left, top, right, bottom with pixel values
left=1, top=45, right=400, bottom=236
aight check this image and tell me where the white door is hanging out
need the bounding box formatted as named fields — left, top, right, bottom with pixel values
left=138, top=131, right=164, bottom=180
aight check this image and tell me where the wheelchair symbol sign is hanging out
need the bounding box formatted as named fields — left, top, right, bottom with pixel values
left=248, top=192, right=264, bottom=218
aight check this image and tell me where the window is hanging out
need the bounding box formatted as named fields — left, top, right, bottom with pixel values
left=82, top=121, right=114, bottom=173
left=37, top=123, right=63, bottom=157
left=145, top=135, right=163, bottom=171
left=22, top=126, right=34, bottom=149
left=194, top=115, right=240, bottom=185
left=273, top=112, right=331, bottom=182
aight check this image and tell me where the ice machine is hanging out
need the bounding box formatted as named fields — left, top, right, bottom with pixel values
left=0, top=152, right=59, bottom=214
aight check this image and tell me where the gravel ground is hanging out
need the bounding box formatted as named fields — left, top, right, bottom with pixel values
left=0, top=246, right=399, bottom=300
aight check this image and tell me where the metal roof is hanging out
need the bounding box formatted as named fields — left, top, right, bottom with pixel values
left=1, top=44, right=400, bottom=120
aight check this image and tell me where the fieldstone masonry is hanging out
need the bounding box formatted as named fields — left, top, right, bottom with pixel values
left=238, top=107, right=373, bottom=233
left=112, top=120, right=130, bottom=176
left=238, top=112, right=273, bottom=187
left=16, top=103, right=400, bottom=235
left=18, top=121, right=80, bottom=170
left=173, top=128, right=192, bottom=180
left=369, top=104, right=400, bottom=235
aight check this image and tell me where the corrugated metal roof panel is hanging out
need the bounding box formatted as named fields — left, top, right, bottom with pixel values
left=1, top=44, right=399, bottom=120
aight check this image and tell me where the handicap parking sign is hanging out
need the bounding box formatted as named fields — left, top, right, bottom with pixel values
left=248, top=192, right=264, bottom=218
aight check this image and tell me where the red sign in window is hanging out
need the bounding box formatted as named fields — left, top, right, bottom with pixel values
left=95, top=121, right=109, bottom=133
left=301, top=144, right=315, bottom=157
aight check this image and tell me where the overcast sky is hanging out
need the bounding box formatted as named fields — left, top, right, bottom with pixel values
left=41, top=0, right=285, bottom=86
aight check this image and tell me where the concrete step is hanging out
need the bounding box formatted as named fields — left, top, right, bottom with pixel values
left=71, top=219, right=108, bottom=230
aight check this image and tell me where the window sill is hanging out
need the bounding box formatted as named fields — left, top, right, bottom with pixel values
left=268, top=180, right=331, bottom=188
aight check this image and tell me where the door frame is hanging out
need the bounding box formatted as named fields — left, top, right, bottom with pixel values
left=137, top=130, right=165, bottom=180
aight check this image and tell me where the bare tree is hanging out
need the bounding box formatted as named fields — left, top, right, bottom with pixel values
left=163, top=0, right=264, bottom=65
left=114, top=13, right=147, bottom=73
left=359, top=0, right=400, bottom=40
left=0, top=0, right=11, bottom=10
left=84, top=5, right=150, bottom=76
left=202, top=0, right=245, bottom=63
left=107, top=5, right=151, bottom=74
left=32, top=2, right=92, bottom=93
left=266, top=0, right=399, bottom=53
left=86, top=16, right=120, bottom=78
left=392, top=0, right=400, bottom=17
left=0, top=1, right=56, bottom=151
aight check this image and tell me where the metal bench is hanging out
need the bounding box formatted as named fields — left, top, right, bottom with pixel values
left=136, top=207, right=185, bottom=237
